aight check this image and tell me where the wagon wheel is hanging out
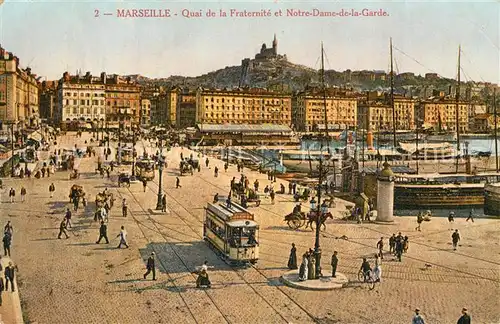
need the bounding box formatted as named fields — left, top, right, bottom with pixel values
left=287, top=218, right=302, bottom=230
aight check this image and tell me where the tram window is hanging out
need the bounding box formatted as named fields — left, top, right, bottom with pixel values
left=228, top=227, right=257, bottom=247
left=207, top=219, right=225, bottom=240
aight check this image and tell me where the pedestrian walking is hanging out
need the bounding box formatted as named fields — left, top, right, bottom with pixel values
left=373, top=253, right=382, bottom=282
left=466, top=209, right=475, bottom=222
left=389, top=234, right=396, bottom=253
left=4, top=221, right=13, bottom=237
left=49, top=183, right=56, bottom=198
left=205, top=158, right=209, bottom=168
left=287, top=243, right=297, bottom=270
left=161, top=194, right=167, bottom=213
left=415, top=213, right=423, bottom=231
left=331, top=251, right=338, bottom=277
left=412, top=308, right=425, bottom=324
left=0, top=274, right=4, bottom=306
left=143, top=252, right=156, bottom=280
left=8, top=188, right=15, bottom=203
left=117, top=226, right=129, bottom=248
left=224, top=163, right=228, bottom=172
left=142, top=179, right=147, bottom=192
left=270, top=190, right=275, bottom=204
left=122, top=198, right=127, bottom=217
left=65, top=208, right=72, bottom=228
left=376, top=237, right=384, bottom=259
left=20, top=187, right=26, bottom=202
left=3, top=232, right=12, bottom=257
left=72, top=195, right=79, bottom=211
left=457, top=308, right=471, bottom=324
left=58, top=219, right=69, bottom=239
left=452, top=229, right=460, bottom=251
left=176, top=177, right=181, bottom=188
left=448, top=211, right=455, bottom=223
left=96, top=221, right=109, bottom=244
left=4, top=262, right=17, bottom=292
left=214, top=166, right=218, bottom=177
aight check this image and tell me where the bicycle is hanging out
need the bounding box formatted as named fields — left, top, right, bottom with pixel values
left=357, top=269, right=376, bottom=290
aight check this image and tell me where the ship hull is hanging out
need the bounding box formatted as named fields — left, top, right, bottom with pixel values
left=484, top=184, right=500, bottom=216
left=394, top=186, right=484, bottom=208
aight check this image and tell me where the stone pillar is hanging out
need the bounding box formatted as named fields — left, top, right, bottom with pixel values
left=376, top=161, right=395, bottom=222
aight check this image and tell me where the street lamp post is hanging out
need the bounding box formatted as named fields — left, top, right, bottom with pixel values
left=310, top=146, right=331, bottom=279
left=155, top=139, right=164, bottom=210
left=118, top=112, right=122, bottom=164
left=9, top=122, right=15, bottom=177
left=131, top=127, right=136, bottom=176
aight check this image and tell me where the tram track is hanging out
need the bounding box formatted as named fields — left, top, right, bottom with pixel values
left=111, top=186, right=232, bottom=324
left=191, top=169, right=500, bottom=283
left=141, top=168, right=321, bottom=323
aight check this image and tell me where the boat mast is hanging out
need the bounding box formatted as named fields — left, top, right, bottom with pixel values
left=321, top=42, right=329, bottom=142
left=455, top=45, right=461, bottom=173
left=494, top=87, right=498, bottom=172
left=390, top=37, right=396, bottom=149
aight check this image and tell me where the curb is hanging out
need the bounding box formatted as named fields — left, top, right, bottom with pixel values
left=1, top=257, right=24, bottom=324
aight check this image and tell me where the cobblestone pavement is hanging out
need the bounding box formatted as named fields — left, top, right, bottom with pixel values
left=1, top=132, right=499, bottom=324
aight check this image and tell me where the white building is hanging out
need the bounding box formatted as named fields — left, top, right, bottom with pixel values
left=57, top=72, right=106, bottom=127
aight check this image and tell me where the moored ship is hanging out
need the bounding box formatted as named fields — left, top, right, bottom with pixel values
left=394, top=173, right=500, bottom=209
left=484, top=183, right=500, bottom=216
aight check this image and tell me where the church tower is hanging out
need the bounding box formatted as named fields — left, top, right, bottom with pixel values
left=272, top=33, right=278, bottom=55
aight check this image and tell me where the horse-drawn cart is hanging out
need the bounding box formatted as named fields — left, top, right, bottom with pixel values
left=284, top=211, right=333, bottom=231
left=284, top=212, right=307, bottom=230
left=180, top=160, right=193, bottom=176
left=69, top=184, right=85, bottom=201
left=96, top=191, right=114, bottom=209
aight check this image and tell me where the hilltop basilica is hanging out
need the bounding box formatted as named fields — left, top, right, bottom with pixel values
left=254, top=34, right=287, bottom=61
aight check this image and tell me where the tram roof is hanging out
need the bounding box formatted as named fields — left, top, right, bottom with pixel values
left=207, top=198, right=254, bottom=222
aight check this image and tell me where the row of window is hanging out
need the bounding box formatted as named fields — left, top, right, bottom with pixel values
left=204, top=97, right=288, bottom=105
left=202, top=119, right=288, bottom=125
left=204, top=105, right=290, bottom=111
left=64, top=99, right=105, bottom=106
left=205, top=112, right=289, bottom=119
left=64, top=107, right=105, bottom=115
left=64, top=92, right=105, bottom=97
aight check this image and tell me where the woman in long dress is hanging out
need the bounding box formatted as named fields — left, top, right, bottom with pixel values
left=287, top=243, right=298, bottom=269
left=298, top=253, right=308, bottom=281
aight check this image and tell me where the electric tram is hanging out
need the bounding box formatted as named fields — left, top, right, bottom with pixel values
left=117, top=147, right=134, bottom=164
left=135, top=158, right=155, bottom=181
left=204, top=196, right=259, bottom=266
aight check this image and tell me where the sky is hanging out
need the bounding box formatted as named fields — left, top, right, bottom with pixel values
left=0, top=0, right=498, bottom=83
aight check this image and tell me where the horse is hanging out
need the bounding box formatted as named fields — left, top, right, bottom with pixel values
left=305, top=211, right=334, bottom=231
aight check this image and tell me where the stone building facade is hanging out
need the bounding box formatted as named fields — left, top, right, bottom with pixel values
left=0, top=46, right=40, bottom=129
left=195, top=88, right=292, bottom=126
left=292, top=89, right=358, bottom=131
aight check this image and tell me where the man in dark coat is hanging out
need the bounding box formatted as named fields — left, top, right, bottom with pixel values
left=4, top=262, right=17, bottom=292
left=58, top=219, right=69, bottom=239
left=3, top=232, right=12, bottom=257
left=162, top=195, right=167, bottom=213
left=143, top=252, right=156, bottom=280
left=96, top=221, right=109, bottom=244
left=331, top=251, right=338, bottom=278
left=457, top=308, right=471, bottom=324
left=287, top=243, right=297, bottom=269
left=0, top=273, right=4, bottom=306
left=452, top=230, right=460, bottom=251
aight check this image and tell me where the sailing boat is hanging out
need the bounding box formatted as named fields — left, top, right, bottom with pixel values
left=393, top=45, right=500, bottom=209
left=425, top=109, right=457, bottom=142
left=484, top=88, right=500, bottom=216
